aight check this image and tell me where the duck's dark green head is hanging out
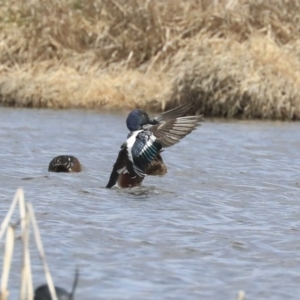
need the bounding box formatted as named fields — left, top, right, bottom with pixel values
left=126, top=109, right=158, bottom=131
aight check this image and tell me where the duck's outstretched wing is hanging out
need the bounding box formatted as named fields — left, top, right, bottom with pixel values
left=155, top=102, right=196, bottom=122
left=142, top=102, right=203, bottom=148
left=150, top=114, right=203, bottom=148
left=106, top=145, right=129, bottom=188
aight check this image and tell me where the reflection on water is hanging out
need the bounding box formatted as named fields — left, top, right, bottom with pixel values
left=0, top=108, right=300, bottom=299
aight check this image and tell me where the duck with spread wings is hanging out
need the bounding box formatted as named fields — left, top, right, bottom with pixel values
left=106, top=102, right=203, bottom=188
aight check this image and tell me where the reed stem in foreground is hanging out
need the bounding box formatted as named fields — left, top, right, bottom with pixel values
left=0, top=226, right=14, bottom=300
left=0, top=188, right=58, bottom=300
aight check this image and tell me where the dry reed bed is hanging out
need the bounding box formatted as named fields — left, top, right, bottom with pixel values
left=1, top=0, right=300, bottom=119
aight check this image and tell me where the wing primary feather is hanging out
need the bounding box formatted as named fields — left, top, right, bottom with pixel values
left=155, top=102, right=196, bottom=122
left=150, top=114, right=203, bottom=148
left=106, top=145, right=128, bottom=188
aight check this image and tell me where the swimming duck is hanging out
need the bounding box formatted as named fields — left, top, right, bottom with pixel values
left=106, top=102, right=203, bottom=188
left=34, top=285, right=71, bottom=300
left=48, top=155, right=81, bottom=173
left=34, top=269, right=78, bottom=300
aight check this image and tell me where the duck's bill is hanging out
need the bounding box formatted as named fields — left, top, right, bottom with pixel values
left=148, top=118, right=159, bottom=125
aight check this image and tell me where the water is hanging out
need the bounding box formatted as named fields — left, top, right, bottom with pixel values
left=0, top=108, right=300, bottom=299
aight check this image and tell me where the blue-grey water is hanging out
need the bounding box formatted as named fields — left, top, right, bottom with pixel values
left=0, top=108, right=300, bottom=299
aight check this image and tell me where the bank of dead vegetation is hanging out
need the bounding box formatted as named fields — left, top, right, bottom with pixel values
left=1, top=0, right=300, bottom=119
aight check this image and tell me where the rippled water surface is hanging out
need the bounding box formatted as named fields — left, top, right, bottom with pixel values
left=1, top=108, right=300, bottom=299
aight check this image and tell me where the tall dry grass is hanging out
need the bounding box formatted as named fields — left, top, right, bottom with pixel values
left=1, top=0, right=300, bottom=118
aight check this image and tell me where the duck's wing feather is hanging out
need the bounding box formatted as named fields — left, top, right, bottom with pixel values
left=150, top=115, right=203, bottom=148
left=106, top=144, right=129, bottom=188
left=154, top=102, right=196, bottom=122
left=131, top=131, right=162, bottom=177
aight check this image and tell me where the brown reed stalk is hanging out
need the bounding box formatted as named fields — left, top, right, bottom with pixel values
left=0, top=189, right=21, bottom=241
left=27, top=203, right=58, bottom=300
left=20, top=210, right=33, bottom=300
left=237, top=290, right=245, bottom=300
left=19, top=188, right=28, bottom=300
left=0, top=188, right=58, bottom=300
left=0, top=226, right=14, bottom=300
